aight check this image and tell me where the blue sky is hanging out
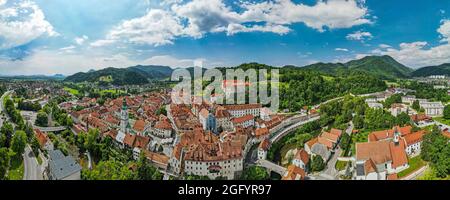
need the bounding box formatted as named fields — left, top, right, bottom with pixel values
left=0, top=0, right=450, bottom=75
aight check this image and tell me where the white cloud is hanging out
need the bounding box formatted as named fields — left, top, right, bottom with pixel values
left=96, top=0, right=371, bottom=47
left=335, top=48, right=349, bottom=52
left=59, top=45, right=76, bottom=51
left=0, top=0, right=57, bottom=49
left=379, top=44, right=391, bottom=48
left=94, top=9, right=187, bottom=47
left=90, top=39, right=115, bottom=47
left=438, top=19, right=450, bottom=43
left=346, top=30, right=373, bottom=41
left=239, top=0, right=372, bottom=32
left=225, top=23, right=291, bottom=35
left=0, top=0, right=6, bottom=6
left=75, top=35, right=88, bottom=45
left=360, top=20, right=450, bottom=68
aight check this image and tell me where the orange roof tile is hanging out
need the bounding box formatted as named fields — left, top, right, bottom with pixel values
left=133, top=119, right=146, bottom=132
left=259, top=139, right=271, bottom=151
left=404, top=130, right=426, bottom=146
left=232, top=114, right=254, bottom=124
left=294, top=149, right=309, bottom=165
left=255, top=127, right=269, bottom=137
left=282, top=165, right=305, bottom=180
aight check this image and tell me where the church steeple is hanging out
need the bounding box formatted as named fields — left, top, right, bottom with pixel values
left=393, top=127, right=400, bottom=145
left=120, top=97, right=129, bottom=134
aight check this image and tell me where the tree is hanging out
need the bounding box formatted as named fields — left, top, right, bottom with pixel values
left=444, top=105, right=450, bottom=120
left=353, top=115, right=364, bottom=129
left=383, top=94, right=402, bottom=109
left=136, top=152, right=162, bottom=180
left=0, top=147, right=11, bottom=180
left=10, top=131, right=27, bottom=159
left=241, top=166, right=269, bottom=180
left=30, top=135, right=41, bottom=156
left=421, top=126, right=450, bottom=178
left=412, top=100, right=421, bottom=111
left=396, top=112, right=411, bottom=126
left=85, top=129, right=100, bottom=158
left=82, top=160, right=135, bottom=180
left=35, top=111, right=48, bottom=127
left=310, top=156, right=325, bottom=172
left=0, top=121, right=14, bottom=148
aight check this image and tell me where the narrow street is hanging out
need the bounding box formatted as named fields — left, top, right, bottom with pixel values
left=23, top=145, right=43, bottom=180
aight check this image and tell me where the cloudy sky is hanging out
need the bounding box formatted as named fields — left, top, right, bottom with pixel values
left=0, top=0, right=450, bottom=75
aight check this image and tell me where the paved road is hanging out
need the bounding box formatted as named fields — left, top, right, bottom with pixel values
left=270, top=115, right=321, bottom=143
left=23, top=145, right=43, bottom=180
left=400, top=165, right=429, bottom=180
left=318, top=148, right=341, bottom=180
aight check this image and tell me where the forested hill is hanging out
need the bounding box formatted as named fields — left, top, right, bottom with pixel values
left=64, top=65, right=173, bottom=85
left=412, top=63, right=450, bottom=77
left=301, top=55, right=413, bottom=80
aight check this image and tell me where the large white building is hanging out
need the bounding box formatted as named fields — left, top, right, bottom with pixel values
left=223, top=104, right=261, bottom=118
left=420, top=101, right=444, bottom=117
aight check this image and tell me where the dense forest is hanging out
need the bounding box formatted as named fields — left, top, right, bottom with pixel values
left=279, top=69, right=386, bottom=111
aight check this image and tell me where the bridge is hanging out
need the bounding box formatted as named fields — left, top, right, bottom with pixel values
left=256, top=159, right=287, bottom=175
left=34, top=126, right=67, bottom=132
left=270, top=114, right=320, bottom=143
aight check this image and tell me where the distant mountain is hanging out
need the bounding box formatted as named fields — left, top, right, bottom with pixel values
left=64, top=65, right=173, bottom=85
left=0, top=74, right=65, bottom=80
left=411, top=63, right=450, bottom=77
left=300, top=55, right=414, bottom=80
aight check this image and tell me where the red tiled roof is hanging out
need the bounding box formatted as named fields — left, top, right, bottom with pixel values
left=294, top=149, right=309, bottom=165
left=442, top=131, right=450, bottom=139
left=404, top=130, right=426, bottom=146
left=389, top=141, right=408, bottom=168
left=123, top=134, right=136, bottom=147
left=258, top=139, right=271, bottom=151
left=387, top=173, right=398, bottom=180
left=330, top=128, right=343, bottom=138
left=254, top=127, right=269, bottom=137
left=154, top=119, right=172, bottom=130
left=133, top=119, right=146, bottom=132
left=34, top=129, right=48, bottom=147
left=282, top=165, right=305, bottom=180
left=232, top=114, right=254, bottom=124
left=144, top=150, right=169, bottom=166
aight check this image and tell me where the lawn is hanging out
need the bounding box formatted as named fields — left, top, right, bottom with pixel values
left=335, top=160, right=348, bottom=171
left=398, top=156, right=426, bottom=178
left=7, top=157, right=24, bottom=180
left=64, top=87, right=80, bottom=95
left=433, top=117, right=450, bottom=126
left=350, top=130, right=370, bottom=156
left=36, top=154, right=43, bottom=165
left=417, top=168, right=450, bottom=180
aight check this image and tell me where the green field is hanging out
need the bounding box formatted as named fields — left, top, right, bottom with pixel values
left=7, top=157, right=24, bottom=180
left=433, top=117, right=450, bottom=126
left=64, top=87, right=80, bottom=95
left=99, top=89, right=124, bottom=95
left=350, top=130, right=370, bottom=156
left=398, top=156, right=426, bottom=178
